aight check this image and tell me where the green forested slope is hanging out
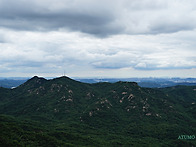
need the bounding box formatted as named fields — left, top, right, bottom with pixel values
left=0, top=76, right=195, bottom=146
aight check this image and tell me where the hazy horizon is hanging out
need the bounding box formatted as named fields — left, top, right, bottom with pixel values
left=1, top=75, right=196, bottom=80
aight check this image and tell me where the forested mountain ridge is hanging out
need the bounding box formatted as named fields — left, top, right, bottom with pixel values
left=0, top=76, right=195, bottom=146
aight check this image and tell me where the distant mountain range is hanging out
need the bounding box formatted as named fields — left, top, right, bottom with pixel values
left=1, top=77, right=196, bottom=88
left=76, top=77, right=196, bottom=88
left=0, top=76, right=195, bottom=146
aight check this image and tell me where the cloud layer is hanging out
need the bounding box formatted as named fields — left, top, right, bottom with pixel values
left=0, top=0, right=196, bottom=77
left=1, top=0, right=196, bottom=36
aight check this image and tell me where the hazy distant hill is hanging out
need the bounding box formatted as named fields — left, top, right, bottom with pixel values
left=76, top=77, right=196, bottom=88
left=0, top=76, right=195, bottom=146
left=0, top=79, right=27, bottom=88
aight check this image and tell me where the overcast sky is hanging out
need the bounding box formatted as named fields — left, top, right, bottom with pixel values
left=0, top=0, right=196, bottom=78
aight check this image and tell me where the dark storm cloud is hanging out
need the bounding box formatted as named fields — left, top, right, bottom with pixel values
left=1, top=0, right=196, bottom=37
left=0, top=0, right=122, bottom=37
left=1, top=10, right=114, bottom=31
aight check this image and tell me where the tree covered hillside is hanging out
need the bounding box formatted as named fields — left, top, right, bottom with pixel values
left=0, top=76, right=195, bottom=146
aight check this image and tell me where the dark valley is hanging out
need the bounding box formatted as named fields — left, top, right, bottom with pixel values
left=0, top=76, right=195, bottom=146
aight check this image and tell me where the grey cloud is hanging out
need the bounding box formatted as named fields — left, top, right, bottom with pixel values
left=149, top=16, right=196, bottom=34
left=91, top=58, right=196, bottom=70
left=10, top=61, right=45, bottom=68
left=0, top=25, right=195, bottom=77
left=150, top=24, right=193, bottom=34
left=90, top=52, right=139, bottom=69
left=0, top=37, right=6, bottom=43
left=0, top=56, right=61, bottom=74
left=1, top=0, right=196, bottom=37
left=88, top=48, right=196, bottom=70
left=0, top=11, right=114, bottom=32
left=91, top=61, right=131, bottom=69
left=0, top=33, right=7, bottom=43
left=0, top=0, right=120, bottom=37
